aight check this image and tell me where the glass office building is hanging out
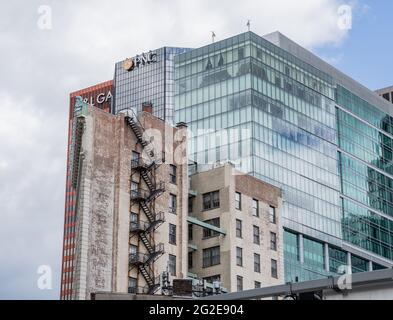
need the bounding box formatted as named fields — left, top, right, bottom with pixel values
left=174, top=31, right=392, bottom=283
left=113, top=47, right=190, bottom=123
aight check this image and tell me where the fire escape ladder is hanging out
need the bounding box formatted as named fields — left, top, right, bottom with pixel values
left=138, top=264, right=154, bottom=287
left=146, top=181, right=165, bottom=203
left=129, top=244, right=165, bottom=293
left=127, top=110, right=165, bottom=295
left=140, top=201, right=155, bottom=222
left=139, top=232, right=154, bottom=254
left=140, top=170, right=154, bottom=191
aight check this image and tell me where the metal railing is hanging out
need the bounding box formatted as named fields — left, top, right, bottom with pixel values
left=129, top=243, right=165, bottom=265
left=130, top=212, right=165, bottom=232
left=130, top=182, right=165, bottom=201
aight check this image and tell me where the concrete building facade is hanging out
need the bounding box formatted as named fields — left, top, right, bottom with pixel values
left=188, top=163, right=284, bottom=292
left=376, top=85, right=393, bottom=104
left=61, top=80, right=113, bottom=300
left=66, top=98, right=188, bottom=299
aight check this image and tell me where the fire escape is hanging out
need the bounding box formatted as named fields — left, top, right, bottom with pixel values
left=126, top=111, right=165, bottom=295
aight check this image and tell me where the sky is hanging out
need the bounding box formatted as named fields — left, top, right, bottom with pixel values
left=0, top=0, right=392, bottom=300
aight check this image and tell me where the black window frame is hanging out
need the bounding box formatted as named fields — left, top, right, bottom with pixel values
left=188, top=223, right=193, bottom=241
left=188, top=251, right=193, bottom=269
left=269, top=206, right=276, bottom=224
left=253, top=225, right=260, bottom=245
left=236, top=247, right=243, bottom=267
left=169, top=194, right=177, bottom=214
left=203, top=246, right=220, bottom=268
left=271, top=259, right=278, bottom=279
left=169, top=254, right=177, bottom=276
left=236, top=219, right=242, bottom=238
left=169, top=164, right=177, bottom=184
left=254, top=253, right=261, bottom=273
left=169, top=223, right=177, bottom=245
left=270, top=232, right=277, bottom=251
left=237, top=275, right=243, bottom=291
left=203, top=191, right=220, bottom=210
left=252, top=199, right=259, bottom=217
left=235, top=192, right=242, bottom=210
left=128, top=277, right=137, bottom=294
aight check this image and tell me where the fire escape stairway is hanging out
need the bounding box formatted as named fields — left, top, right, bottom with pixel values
left=140, top=170, right=154, bottom=191
left=129, top=243, right=165, bottom=292
left=130, top=214, right=165, bottom=255
left=126, top=115, right=154, bottom=158
left=127, top=112, right=165, bottom=295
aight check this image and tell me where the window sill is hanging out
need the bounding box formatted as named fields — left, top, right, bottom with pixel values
left=202, top=235, right=220, bottom=240
left=202, top=263, right=220, bottom=269
left=201, top=207, right=220, bottom=212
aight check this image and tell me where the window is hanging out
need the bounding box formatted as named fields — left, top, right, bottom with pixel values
left=203, top=218, right=220, bottom=239
left=203, top=191, right=220, bottom=210
left=169, top=194, right=177, bottom=213
left=238, top=48, right=244, bottom=60
left=129, top=244, right=137, bottom=262
left=170, top=164, right=177, bottom=184
left=255, top=281, right=261, bottom=289
left=169, top=224, right=176, bottom=245
left=132, top=151, right=140, bottom=166
left=253, top=225, right=260, bottom=244
left=303, top=237, right=324, bottom=269
left=271, top=259, right=278, bottom=278
left=256, top=48, right=262, bottom=59
left=270, top=232, right=277, bottom=251
left=203, top=246, right=220, bottom=267
left=254, top=253, right=261, bottom=273
left=236, top=247, right=243, bottom=266
left=203, top=274, right=221, bottom=285
left=188, top=224, right=193, bottom=241
left=188, top=197, right=193, bottom=213
left=236, top=219, right=242, bottom=238
left=252, top=199, right=259, bottom=217
left=237, top=276, right=243, bottom=291
left=188, top=252, right=193, bottom=269
left=128, top=277, right=137, bottom=293
left=130, top=212, right=138, bottom=230
left=235, top=192, right=241, bottom=210
left=131, top=181, right=139, bottom=198
left=169, top=254, right=176, bottom=276
left=269, top=206, right=276, bottom=224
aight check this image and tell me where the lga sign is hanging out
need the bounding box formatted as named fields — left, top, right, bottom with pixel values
left=123, top=51, right=157, bottom=71
left=81, top=91, right=112, bottom=106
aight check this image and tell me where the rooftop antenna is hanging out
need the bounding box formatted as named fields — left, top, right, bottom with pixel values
left=247, top=20, right=251, bottom=32
left=211, top=31, right=216, bottom=43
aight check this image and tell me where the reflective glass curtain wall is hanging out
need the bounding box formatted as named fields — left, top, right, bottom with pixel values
left=174, top=31, right=392, bottom=284
left=114, top=47, right=190, bottom=123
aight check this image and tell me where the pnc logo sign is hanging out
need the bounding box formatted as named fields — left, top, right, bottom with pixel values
left=123, top=51, right=157, bottom=71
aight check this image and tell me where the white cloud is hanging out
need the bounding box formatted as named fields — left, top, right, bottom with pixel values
left=0, top=0, right=357, bottom=299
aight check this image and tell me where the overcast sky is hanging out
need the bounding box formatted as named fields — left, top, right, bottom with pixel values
left=0, top=0, right=390, bottom=299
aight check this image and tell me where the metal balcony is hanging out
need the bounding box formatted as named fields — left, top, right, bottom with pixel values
left=131, top=158, right=154, bottom=171
left=130, top=182, right=165, bottom=203
left=129, top=243, right=165, bottom=267
left=131, top=152, right=165, bottom=172
left=129, top=212, right=165, bottom=234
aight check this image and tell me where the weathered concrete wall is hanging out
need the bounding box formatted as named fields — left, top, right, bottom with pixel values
left=73, top=107, right=189, bottom=299
left=189, top=163, right=284, bottom=292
